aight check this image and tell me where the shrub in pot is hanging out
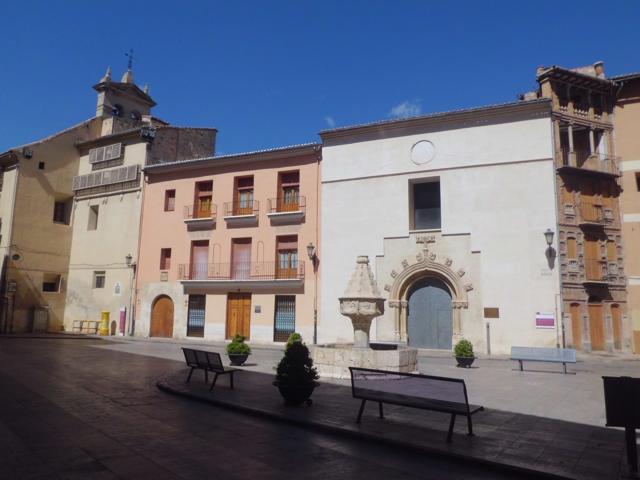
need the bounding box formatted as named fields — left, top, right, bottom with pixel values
left=454, top=339, right=475, bottom=368
left=226, top=334, right=251, bottom=366
left=273, top=334, right=319, bottom=406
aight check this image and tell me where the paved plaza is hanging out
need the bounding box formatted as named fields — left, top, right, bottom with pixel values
left=0, top=336, right=550, bottom=480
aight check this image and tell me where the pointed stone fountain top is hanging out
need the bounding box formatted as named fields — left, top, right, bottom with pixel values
left=339, top=256, right=385, bottom=348
left=342, top=255, right=383, bottom=299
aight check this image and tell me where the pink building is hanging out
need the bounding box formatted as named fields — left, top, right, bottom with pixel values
left=135, top=143, right=321, bottom=344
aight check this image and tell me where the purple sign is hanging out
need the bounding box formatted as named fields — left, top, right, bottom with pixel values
left=536, top=313, right=555, bottom=329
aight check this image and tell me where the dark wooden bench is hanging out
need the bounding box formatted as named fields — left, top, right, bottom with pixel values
left=349, top=367, right=484, bottom=443
left=181, top=348, right=238, bottom=390
left=510, top=346, right=576, bottom=374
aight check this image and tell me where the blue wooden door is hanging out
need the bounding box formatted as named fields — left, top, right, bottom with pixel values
left=407, top=278, right=452, bottom=349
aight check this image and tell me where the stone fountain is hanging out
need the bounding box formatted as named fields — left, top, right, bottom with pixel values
left=312, top=256, right=418, bottom=379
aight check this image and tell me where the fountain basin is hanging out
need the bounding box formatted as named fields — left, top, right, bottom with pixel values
left=312, top=343, right=418, bottom=379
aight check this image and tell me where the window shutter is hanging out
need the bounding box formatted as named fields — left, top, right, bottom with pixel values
left=89, top=149, right=97, bottom=163
left=112, top=143, right=122, bottom=159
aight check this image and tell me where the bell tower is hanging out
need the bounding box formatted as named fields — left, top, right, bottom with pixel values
left=93, top=62, right=157, bottom=137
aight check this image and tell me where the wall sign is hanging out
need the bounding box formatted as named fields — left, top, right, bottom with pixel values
left=535, top=312, right=555, bottom=329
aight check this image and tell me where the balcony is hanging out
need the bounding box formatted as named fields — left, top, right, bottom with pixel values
left=183, top=204, right=216, bottom=229
left=582, top=258, right=613, bottom=286
left=556, top=150, right=620, bottom=177
left=223, top=201, right=259, bottom=227
left=578, top=201, right=605, bottom=228
left=267, top=196, right=306, bottom=225
left=179, top=261, right=305, bottom=292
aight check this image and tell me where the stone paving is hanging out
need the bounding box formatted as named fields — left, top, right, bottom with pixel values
left=95, top=336, right=640, bottom=426
left=0, top=336, right=543, bottom=479
left=159, top=364, right=630, bottom=480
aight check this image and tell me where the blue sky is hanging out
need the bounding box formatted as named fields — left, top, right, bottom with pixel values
left=1, top=1, right=639, bottom=154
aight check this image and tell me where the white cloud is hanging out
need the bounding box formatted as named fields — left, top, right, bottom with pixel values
left=324, top=116, right=336, bottom=128
left=389, top=100, right=421, bottom=118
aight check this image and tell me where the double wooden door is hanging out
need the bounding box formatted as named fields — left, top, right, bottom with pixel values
left=151, top=296, right=174, bottom=338
left=407, top=278, right=452, bottom=349
left=227, top=293, right=251, bottom=339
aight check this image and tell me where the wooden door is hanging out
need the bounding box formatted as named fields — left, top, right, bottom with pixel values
left=407, top=278, right=452, bottom=349
left=588, top=303, right=605, bottom=351
left=190, top=241, right=209, bottom=280
left=278, top=171, right=300, bottom=212
left=226, top=293, right=251, bottom=339
left=584, top=238, right=601, bottom=281
left=150, top=296, right=174, bottom=338
left=570, top=303, right=582, bottom=350
left=194, top=181, right=213, bottom=218
left=276, top=235, right=298, bottom=279
left=611, top=304, right=622, bottom=350
left=235, top=177, right=254, bottom=215
left=231, top=239, right=251, bottom=279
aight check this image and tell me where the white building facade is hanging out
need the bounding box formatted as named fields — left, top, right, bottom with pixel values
left=319, top=99, right=562, bottom=354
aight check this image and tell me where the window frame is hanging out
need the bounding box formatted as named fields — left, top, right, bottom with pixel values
left=164, top=189, right=176, bottom=212
left=409, top=179, right=441, bottom=231
left=93, top=271, right=106, bottom=289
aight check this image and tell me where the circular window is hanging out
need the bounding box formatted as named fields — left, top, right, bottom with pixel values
left=411, top=140, right=436, bottom=165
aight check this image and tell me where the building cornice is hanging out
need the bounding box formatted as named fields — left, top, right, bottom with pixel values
left=144, top=143, right=321, bottom=175
left=319, top=99, right=551, bottom=142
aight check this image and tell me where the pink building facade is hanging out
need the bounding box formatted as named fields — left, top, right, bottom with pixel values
left=135, top=144, right=321, bottom=344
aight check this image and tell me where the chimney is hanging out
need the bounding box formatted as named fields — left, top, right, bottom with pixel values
left=594, top=61, right=605, bottom=79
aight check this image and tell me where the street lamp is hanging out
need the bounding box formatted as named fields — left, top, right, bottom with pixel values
left=306, top=242, right=317, bottom=261
left=306, top=242, right=318, bottom=345
left=125, top=254, right=136, bottom=336
left=544, top=229, right=554, bottom=247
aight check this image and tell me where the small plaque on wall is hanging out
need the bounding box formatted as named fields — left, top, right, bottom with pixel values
left=484, top=307, right=499, bottom=318
left=160, top=271, right=168, bottom=282
left=535, top=312, right=555, bottom=329
left=254, top=305, right=261, bottom=313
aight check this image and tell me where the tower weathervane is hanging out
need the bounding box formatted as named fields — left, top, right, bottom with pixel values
left=125, top=49, right=135, bottom=70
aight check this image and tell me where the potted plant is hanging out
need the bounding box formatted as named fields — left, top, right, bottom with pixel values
left=273, top=333, right=319, bottom=406
left=226, top=334, right=251, bottom=366
left=454, top=339, right=475, bottom=368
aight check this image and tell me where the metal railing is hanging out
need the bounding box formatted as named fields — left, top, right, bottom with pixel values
left=184, top=204, right=217, bottom=219
left=267, top=196, right=306, bottom=214
left=223, top=200, right=259, bottom=217
left=178, top=261, right=305, bottom=281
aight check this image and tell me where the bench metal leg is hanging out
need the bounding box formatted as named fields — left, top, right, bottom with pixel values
left=447, top=414, right=456, bottom=443
left=378, top=402, right=384, bottom=419
left=229, top=372, right=234, bottom=390
left=356, top=399, right=366, bottom=423
left=204, top=370, right=209, bottom=384
left=519, top=360, right=523, bottom=371
left=467, top=415, right=474, bottom=436
left=563, top=362, right=567, bottom=374
left=209, top=373, right=219, bottom=391
left=186, top=367, right=195, bottom=383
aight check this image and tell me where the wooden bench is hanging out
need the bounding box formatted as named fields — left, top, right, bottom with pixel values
left=510, top=346, right=576, bottom=374
left=71, top=320, right=100, bottom=334
left=349, top=367, right=484, bottom=443
left=181, top=348, right=238, bottom=390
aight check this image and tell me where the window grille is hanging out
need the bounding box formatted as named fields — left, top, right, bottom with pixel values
left=274, top=296, right=295, bottom=342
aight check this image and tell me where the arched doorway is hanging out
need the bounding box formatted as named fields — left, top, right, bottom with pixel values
left=407, top=277, right=452, bottom=349
left=588, top=296, right=604, bottom=351
left=150, top=295, right=174, bottom=338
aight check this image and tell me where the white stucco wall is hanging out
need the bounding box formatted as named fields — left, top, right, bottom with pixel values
left=320, top=110, right=561, bottom=354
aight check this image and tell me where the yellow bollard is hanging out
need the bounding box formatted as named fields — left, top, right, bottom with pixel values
left=99, top=311, right=110, bottom=336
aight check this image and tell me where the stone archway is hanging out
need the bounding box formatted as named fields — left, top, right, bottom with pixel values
left=386, top=253, right=470, bottom=344
left=150, top=295, right=174, bottom=338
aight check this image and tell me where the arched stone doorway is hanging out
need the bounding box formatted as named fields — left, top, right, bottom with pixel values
left=150, top=295, right=174, bottom=338
left=407, top=277, right=452, bottom=349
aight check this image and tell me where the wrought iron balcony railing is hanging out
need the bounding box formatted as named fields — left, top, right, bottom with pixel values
left=179, top=261, right=305, bottom=281
left=184, top=204, right=217, bottom=219
left=223, top=200, right=259, bottom=217
left=267, top=196, right=306, bottom=214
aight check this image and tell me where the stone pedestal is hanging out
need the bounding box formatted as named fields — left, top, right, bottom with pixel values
left=312, top=344, right=418, bottom=379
